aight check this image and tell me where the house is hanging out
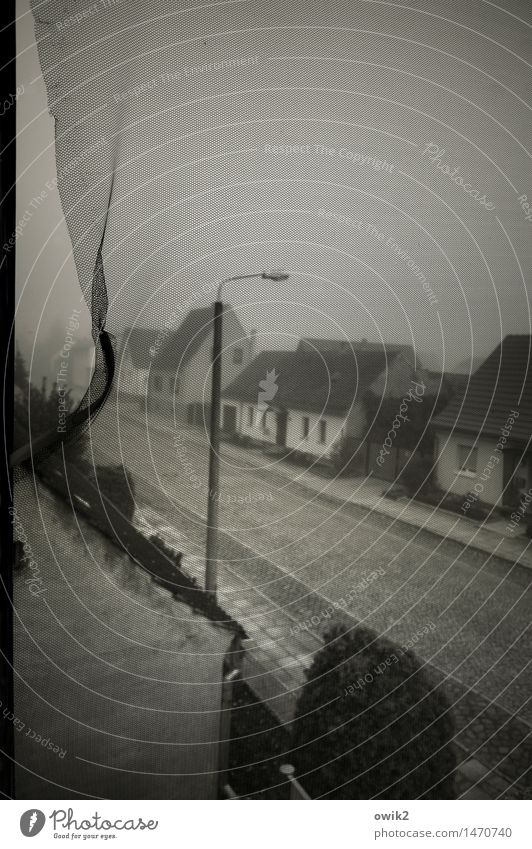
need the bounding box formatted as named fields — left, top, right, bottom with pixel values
left=432, top=335, right=532, bottom=509
left=149, top=305, right=252, bottom=423
left=115, top=326, right=158, bottom=402
left=222, top=345, right=419, bottom=461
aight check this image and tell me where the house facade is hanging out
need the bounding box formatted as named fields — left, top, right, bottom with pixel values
left=149, top=305, right=252, bottom=422
left=432, top=336, right=532, bottom=509
left=222, top=345, right=419, bottom=461
left=115, top=326, right=158, bottom=402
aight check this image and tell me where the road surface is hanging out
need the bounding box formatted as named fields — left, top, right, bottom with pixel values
left=93, top=401, right=532, bottom=732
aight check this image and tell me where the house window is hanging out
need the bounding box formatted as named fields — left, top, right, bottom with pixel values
left=232, top=347, right=243, bottom=365
left=153, top=374, right=163, bottom=392
left=302, top=416, right=310, bottom=439
left=318, top=419, right=327, bottom=444
left=458, top=444, right=477, bottom=474
left=248, top=406, right=254, bottom=427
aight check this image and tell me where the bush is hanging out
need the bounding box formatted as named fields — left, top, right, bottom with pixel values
left=400, top=454, right=434, bottom=496
left=229, top=680, right=291, bottom=799
left=292, top=623, right=456, bottom=799
left=330, top=435, right=367, bottom=476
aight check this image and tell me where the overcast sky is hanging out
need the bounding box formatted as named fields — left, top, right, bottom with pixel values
left=15, top=0, right=532, bottom=381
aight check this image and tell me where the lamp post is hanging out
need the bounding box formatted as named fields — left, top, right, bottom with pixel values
left=204, top=270, right=290, bottom=598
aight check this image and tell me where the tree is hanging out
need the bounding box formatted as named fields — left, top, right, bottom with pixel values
left=14, top=348, right=132, bottom=493
left=292, top=623, right=456, bottom=799
left=330, top=435, right=367, bottom=476
left=13, top=347, right=75, bottom=452
left=400, top=454, right=435, bottom=496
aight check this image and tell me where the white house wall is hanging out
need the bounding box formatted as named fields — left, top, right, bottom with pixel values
left=285, top=409, right=346, bottom=457
left=435, top=430, right=504, bottom=506
left=150, top=313, right=250, bottom=417
left=225, top=399, right=347, bottom=458
left=226, top=400, right=277, bottom=445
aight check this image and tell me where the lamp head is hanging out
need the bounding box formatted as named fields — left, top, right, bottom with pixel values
left=262, top=270, right=290, bottom=282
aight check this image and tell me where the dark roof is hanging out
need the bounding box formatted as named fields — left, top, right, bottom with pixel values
left=298, top=338, right=413, bottom=357
left=153, top=306, right=246, bottom=372
left=120, top=327, right=158, bottom=368
left=445, top=372, right=470, bottom=395
left=223, top=348, right=395, bottom=415
left=432, top=336, right=532, bottom=444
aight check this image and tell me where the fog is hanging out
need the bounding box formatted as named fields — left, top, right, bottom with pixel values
left=15, top=0, right=532, bottom=386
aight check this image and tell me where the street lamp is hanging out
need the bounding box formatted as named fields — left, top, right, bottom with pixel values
left=205, top=270, right=290, bottom=597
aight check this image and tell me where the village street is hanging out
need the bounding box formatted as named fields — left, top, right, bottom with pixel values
left=95, top=401, right=532, bottom=740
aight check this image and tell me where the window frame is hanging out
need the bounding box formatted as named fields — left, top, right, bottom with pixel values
left=318, top=419, right=327, bottom=444
left=302, top=416, right=310, bottom=439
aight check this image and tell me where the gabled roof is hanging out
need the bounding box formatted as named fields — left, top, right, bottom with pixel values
left=119, top=327, right=158, bottom=368
left=432, top=335, right=532, bottom=444
left=153, top=305, right=246, bottom=372
left=223, top=348, right=397, bottom=416
left=298, top=337, right=413, bottom=358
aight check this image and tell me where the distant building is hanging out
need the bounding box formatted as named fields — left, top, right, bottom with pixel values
left=222, top=345, right=418, bottom=460
left=149, top=305, right=252, bottom=423
left=297, top=337, right=414, bottom=358
left=115, top=326, right=159, bottom=402
left=432, top=335, right=532, bottom=508
left=418, top=370, right=469, bottom=400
